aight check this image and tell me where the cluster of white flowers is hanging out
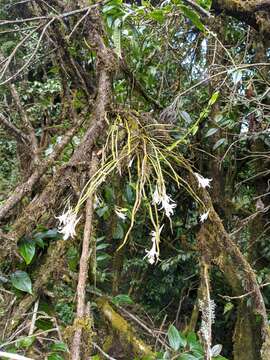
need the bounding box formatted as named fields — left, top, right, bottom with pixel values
left=194, top=172, right=212, bottom=224
left=144, top=173, right=212, bottom=265
left=152, top=185, right=177, bottom=218
left=56, top=207, right=81, bottom=240
left=144, top=225, right=164, bottom=265
left=194, top=172, right=212, bottom=189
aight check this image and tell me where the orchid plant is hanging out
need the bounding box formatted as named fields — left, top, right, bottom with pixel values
left=56, top=113, right=212, bottom=265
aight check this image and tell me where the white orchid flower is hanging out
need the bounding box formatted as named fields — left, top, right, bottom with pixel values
left=56, top=207, right=81, bottom=240
left=152, top=185, right=177, bottom=218
left=144, top=224, right=164, bottom=265
left=161, top=193, right=177, bottom=218
left=194, top=172, right=212, bottom=189
left=200, top=209, right=210, bottom=223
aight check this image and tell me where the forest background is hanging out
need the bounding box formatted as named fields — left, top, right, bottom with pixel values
left=0, top=0, right=270, bottom=359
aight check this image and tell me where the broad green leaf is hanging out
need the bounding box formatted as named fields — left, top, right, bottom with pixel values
left=180, top=111, right=192, bottom=124
left=34, top=237, right=45, bottom=249
left=96, top=205, right=109, bottom=218
left=205, top=128, right=218, bottom=137
left=42, top=228, right=60, bottom=238
left=211, top=344, right=222, bottom=357
left=11, top=271, right=33, bottom=294
left=168, top=325, right=185, bottom=351
left=213, top=138, right=227, bottom=150
left=112, top=223, right=124, bottom=239
left=186, top=333, right=201, bottom=353
left=186, top=331, right=197, bottom=344
left=90, top=356, right=101, bottom=360
left=18, top=240, right=35, bottom=265
left=96, top=236, right=106, bottom=243
left=50, top=342, right=68, bottom=352
left=96, top=243, right=110, bottom=251
left=96, top=253, right=111, bottom=262
left=180, top=5, right=205, bottom=32
left=34, top=228, right=61, bottom=244
left=112, top=294, right=133, bottom=305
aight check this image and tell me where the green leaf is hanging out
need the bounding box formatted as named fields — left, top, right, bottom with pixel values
left=205, top=128, right=218, bottom=137
left=112, top=223, right=124, bottom=239
left=34, top=237, right=45, bottom=249
left=67, top=246, right=79, bottom=272
left=96, top=243, right=110, bottom=251
left=104, top=186, right=114, bottom=203
left=36, top=318, right=54, bottom=330
left=90, top=356, right=101, bottom=360
left=47, top=353, right=64, bottom=360
left=15, top=336, right=35, bottom=349
left=180, top=5, right=205, bottom=32
left=211, top=344, right=222, bottom=357
left=11, top=271, right=33, bottom=294
left=125, top=184, right=134, bottom=203
left=149, top=9, right=165, bottom=23
left=96, top=253, right=111, bottom=262
left=213, top=138, right=227, bottom=150
left=223, top=302, right=234, bottom=314
left=197, top=0, right=212, bottom=10
left=178, top=354, right=199, bottom=360
left=208, top=91, right=219, bottom=106
left=180, top=111, right=192, bottom=124
left=18, top=240, right=36, bottom=265
left=50, top=342, right=68, bottom=352
left=111, top=294, right=133, bottom=305
left=168, top=325, right=185, bottom=351
left=33, top=228, right=61, bottom=243
left=186, top=331, right=197, bottom=344
left=96, top=205, right=109, bottom=218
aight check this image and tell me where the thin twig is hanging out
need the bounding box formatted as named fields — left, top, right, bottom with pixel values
left=219, top=282, right=270, bottom=300
left=0, top=352, right=34, bottom=360
left=0, top=7, right=96, bottom=26
left=183, top=0, right=213, bottom=18
left=28, top=299, right=39, bottom=336
left=0, top=19, right=55, bottom=86
left=92, top=342, right=117, bottom=360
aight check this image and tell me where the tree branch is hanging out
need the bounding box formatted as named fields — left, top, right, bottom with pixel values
left=71, top=152, right=98, bottom=360
left=0, top=113, right=85, bottom=222
left=0, top=113, right=28, bottom=144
